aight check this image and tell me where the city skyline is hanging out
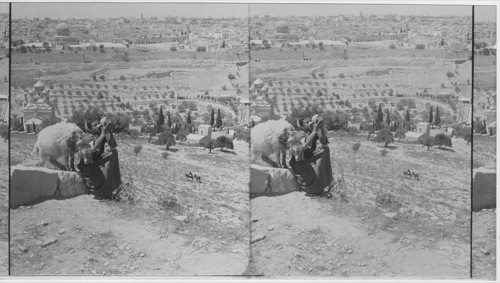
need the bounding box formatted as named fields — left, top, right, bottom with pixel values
left=12, top=3, right=481, bottom=20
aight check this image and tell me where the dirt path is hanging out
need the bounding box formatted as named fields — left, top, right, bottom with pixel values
left=250, top=192, right=469, bottom=278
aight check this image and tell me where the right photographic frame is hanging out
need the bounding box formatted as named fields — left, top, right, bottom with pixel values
left=248, top=4, right=473, bottom=278
left=472, top=5, right=496, bottom=280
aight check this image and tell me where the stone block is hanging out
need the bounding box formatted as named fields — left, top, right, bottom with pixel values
left=57, top=170, right=89, bottom=198
left=250, top=164, right=300, bottom=197
left=10, top=165, right=89, bottom=208
left=472, top=167, right=496, bottom=211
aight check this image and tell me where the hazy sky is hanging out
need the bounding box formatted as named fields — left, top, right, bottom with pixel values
left=12, top=3, right=479, bottom=20
left=13, top=3, right=249, bottom=19
left=0, top=3, right=7, bottom=14
left=250, top=4, right=472, bottom=18
left=475, top=5, right=496, bottom=22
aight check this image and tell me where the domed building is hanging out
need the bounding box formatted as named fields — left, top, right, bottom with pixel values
left=276, top=20, right=290, bottom=34
left=21, top=80, right=54, bottom=132
left=52, top=23, right=80, bottom=46
left=265, top=20, right=299, bottom=44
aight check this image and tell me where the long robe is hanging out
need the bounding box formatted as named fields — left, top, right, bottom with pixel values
left=288, top=133, right=333, bottom=195
left=77, top=136, right=122, bottom=198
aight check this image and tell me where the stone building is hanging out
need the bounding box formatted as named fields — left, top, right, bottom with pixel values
left=51, top=23, right=80, bottom=46
left=416, top=122, right=430, bottom=134
left=21, top=80, right=53, bottom=132
left=238, top=98, right=251, bottom=127
left=265, top=21, right=299, bottom=44
left=197, top=124, right=212, bottom=138
left=484, top=94, right=496, bottom=136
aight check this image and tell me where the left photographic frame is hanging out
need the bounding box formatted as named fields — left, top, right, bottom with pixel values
left=9, top=2, right=250, bottom=276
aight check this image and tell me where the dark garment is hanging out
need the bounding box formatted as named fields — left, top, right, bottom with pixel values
left=78, top=146, right=122, bottom=198
left=289, top=142, right=333, bottom=196
left=77, top=159, right=105, bottom=190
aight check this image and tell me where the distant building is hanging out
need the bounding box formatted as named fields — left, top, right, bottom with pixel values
left=265, top=20, right=299, bottom=44
left=249, top=78, right=271, bottom=119
left=484, top=94, right=496, bottom=136
left=416, top=122, right=430, bottom=134
left=238, top=98, right=251, bottom=127
left=21, top=80, right=54, bottom=132
left=198, top=124, right=212, bottom=138
left=51, top=23, right=79, bottom=46
left=457, top=97, right=472, bottom=126
left=186, top=133, right=205, bottom=144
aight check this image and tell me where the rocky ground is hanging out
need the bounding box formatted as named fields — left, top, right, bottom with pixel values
left=10, top=133, right=250, bottom=275
left=0, top=138, right=8, bottom=275
left=472, top=134, right=496, bottom=279
left=249, top=134, right=471, bottom=278
left=472, top=209, right=496, bottom=279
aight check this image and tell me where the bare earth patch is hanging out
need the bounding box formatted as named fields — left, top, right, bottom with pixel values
left=250, top=134, right=470, bottom=278
left=472, top=209, right=496, bottom=279
left=10, top=133, right=250, bottom=275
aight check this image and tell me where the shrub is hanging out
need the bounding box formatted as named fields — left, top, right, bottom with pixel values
left=133, top=145, right=142, bottom=157
left=446, top=71, right=454, bottom=78
left=158, top=195, right=182, bottom=213
left=175, top=130, right=188, bottom=144
left=215, top=136, right=234, bottom=151
left=375, top=192, right=401, bottom=210
left=348, top=126, right=359, bottom=135
left=119, top=75, right=126, bottom=81
left=417, top=133, right=434, bottom=150
left=394, top=128, right=407, bottom=142
left=129, top=129, right=141, bottom=139
left=375, top=128, right=394, bottom=147
left=433, top=133, right=452, bottom=148
left=352, top=142, right=361, bottom=153
left=199, top=135, right=216, bottom=153
left=156, top=130, right=176, bottom=150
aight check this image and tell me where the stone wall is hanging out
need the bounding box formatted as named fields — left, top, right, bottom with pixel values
left=10, top=165, right=89, bottom=208
left=250, top=164, right=301, bottom=197
left=472, top=167, right=496, bottom=211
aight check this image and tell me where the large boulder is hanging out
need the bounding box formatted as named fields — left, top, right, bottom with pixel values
left=472, top=167, right=496, bottom=211
left=10, top=165, right=89, bottom=208
left=250, top=164, right=301, bottom=197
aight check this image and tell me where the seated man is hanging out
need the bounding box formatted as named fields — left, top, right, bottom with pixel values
left=287, top=115, right=334, bottom=196
left=78, top=118, right=122, bottom=200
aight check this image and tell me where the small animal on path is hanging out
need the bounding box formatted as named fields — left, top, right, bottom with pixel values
left=403, top=169, right=412, bottom=178
left=185, top=172, right=194, bottom=181
left=194, top=175, right=202, bottom=183
left=412, top=172, right=420, bottom=181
